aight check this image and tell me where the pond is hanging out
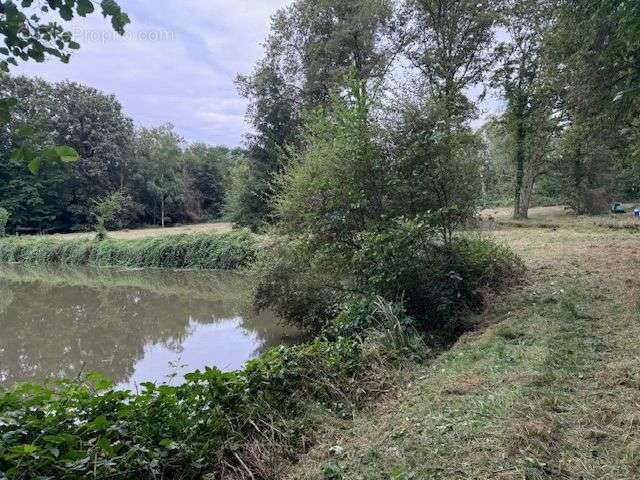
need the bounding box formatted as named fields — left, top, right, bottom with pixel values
left=0, top=265, right=299, bottom=391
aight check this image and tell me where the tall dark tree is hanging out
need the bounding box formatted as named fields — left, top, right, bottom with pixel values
left=548, top=0, right=640, bottom=213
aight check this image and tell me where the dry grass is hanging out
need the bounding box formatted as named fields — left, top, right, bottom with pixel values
left=38, top=221, right=234, bottom=241
left=283, top=208, right=640, bottom=480
left=481, top=204, right=640, bottom=230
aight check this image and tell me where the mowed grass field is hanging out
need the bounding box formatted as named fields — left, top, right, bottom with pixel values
left=284, top=207, right=640, bottom=479
left=40, top=221, right=234, bottom=241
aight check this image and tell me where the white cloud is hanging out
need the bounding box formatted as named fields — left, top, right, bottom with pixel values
left=13, top=0, right=292, bottom=147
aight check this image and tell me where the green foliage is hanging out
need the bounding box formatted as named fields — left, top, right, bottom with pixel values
left=351, top=218, right=524, bottom=331
left=253, top=235, right=342, bottom=331
left=325, top=296, right=416, bottom=340
left=234, top=0, right=394, bottom=228
left=223, top=159, right=272, bottom=231
left=0, top=230, right=257, bottom=270
left=0, top=76, right=241, bottom=232
left=256, top=215, right=523, bottom=333
left=93, top=190, right=125, bottom=240
left=254, top=80, right=513, bottom=333
left=0, top=0, right=129, bottom=73
left=545, top=0, right=640, bottom=213
left=0, top=206, right=8, bottom=236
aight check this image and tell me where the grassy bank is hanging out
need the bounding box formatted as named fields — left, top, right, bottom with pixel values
left=0, top=229, right=256, bottom=269
left=0, top=233, right=520, bottom=479
left=284, top=210, right=640, bottom=479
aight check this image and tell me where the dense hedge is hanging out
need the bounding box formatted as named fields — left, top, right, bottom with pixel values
left=0, top=229, right=257, bottom=269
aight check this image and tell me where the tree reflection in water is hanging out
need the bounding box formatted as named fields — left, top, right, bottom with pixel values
left=0, top=265, right=299, bottom=389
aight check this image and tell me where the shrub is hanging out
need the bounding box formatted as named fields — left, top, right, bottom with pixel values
left=93, top=191, right=126, bottom=241
left=253, top=235, right=342, bottom=331
left=351, top=218, right=524, bottom=331
left=0, top=328, right=408, bottom=480
left=0, top=229, right=257, bottom=270
left=0, top=207, right=8, bottom=237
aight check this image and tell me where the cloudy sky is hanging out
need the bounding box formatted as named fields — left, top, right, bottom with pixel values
left=15, top=0, right=292, bottom=147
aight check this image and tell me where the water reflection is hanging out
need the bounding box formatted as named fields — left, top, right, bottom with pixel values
left=0, top=265, right=298, bottom=390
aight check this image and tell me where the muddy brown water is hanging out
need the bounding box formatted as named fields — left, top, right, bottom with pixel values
left=0, top=265, right=299, bottom=391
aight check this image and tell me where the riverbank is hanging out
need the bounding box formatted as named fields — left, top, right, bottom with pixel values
left=0, top=229, right=522, bottom=479
left=284, top=210, right=640, bottom=479
left=0, top=229, right=256, bottom=269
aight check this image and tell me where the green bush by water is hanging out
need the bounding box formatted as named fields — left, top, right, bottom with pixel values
left=0, top=229, right=257, bottom=269
left=254, top=217, right=525, bottom=333
left=0, top=301, right=421, bottom=480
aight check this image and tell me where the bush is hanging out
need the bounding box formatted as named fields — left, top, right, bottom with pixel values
left=253, top=235, right=342, bottom=331
left=352, top=218, right=524, bottom=331
left=0, top=207, right=8, bottom=237
left=0, top=229, right=257, bottom=269
left=0, top=327, right=407, bottom=480
left=255, top=217, right=524, bottom=334
left=324, top=296, right=417, bottom=340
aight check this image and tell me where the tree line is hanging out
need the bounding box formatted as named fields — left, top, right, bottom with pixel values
left=0, top=76, right=245, bottom=232
left=1, top=0, right=638, bottom=233
left=226, top=0, right=638, bottom=226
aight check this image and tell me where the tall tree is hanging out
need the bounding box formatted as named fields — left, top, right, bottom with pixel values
left=402, top=0, right=499, bottom=125
left=134, top=125, right=182, bottom=228
left=233, top=0, right=394, bottom=229
left=389, top=0, right=499, bottom=237
left=0, top=76, right=133, bottom=231
left=548, top=0, right=639, bottom=213
left=494, top=0, right=557, bottom=219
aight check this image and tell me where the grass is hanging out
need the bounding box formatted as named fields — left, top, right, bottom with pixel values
left=283, top=207, right=640, bottom=479
left=43, top=221, right=234, bottom=240
left=481, top=204, right=640, bottom=230
left=0, top=229, right=256, bottom=269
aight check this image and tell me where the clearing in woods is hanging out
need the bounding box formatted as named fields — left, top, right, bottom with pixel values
left=285, top=206, right=640, bottom=479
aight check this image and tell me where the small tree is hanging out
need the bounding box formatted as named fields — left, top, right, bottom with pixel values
left=0, top=207, right=9, bottom=237
left=93, top=191, right=125, bottom=241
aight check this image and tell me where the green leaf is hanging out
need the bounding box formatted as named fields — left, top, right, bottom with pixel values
left=87, top=415, right=109, bottom=432
left=59, top=5, right=74, bottom=21
left=10, top=147, right=27, bottom=163
left=15, top=125, right=35, bottom=137
left=0, top=97, right=18, bottom=124
left=77, top=0, right=95, bottom=17
left=27, top=157, right=42, bottom=174
left=54, top=146, right=80, bottom=163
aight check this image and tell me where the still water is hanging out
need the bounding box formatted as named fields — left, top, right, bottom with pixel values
left=0, top=265, right=298, bottom=390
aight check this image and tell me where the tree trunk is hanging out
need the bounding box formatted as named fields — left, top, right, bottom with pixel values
left=161, top=197, right=165, bottom=228
left=513, top=105, right=526, bottom=219
left=518, top=170, right=535, bottom=219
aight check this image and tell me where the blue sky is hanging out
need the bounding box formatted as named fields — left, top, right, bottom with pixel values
left=15, top=1, right=292, bottom=147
